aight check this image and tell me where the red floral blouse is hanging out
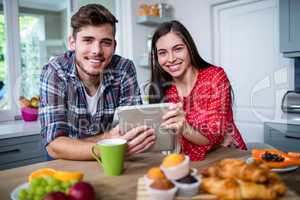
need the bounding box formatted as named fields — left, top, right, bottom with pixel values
left=165, top=66, right=246, bottom=161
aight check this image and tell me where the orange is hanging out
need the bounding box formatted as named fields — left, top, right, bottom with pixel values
left=54, top=170, right=84, bottom=182
left=147, top=167, right=166, bottom=180
left=28, top=168, right=84, bottom=182
left=162, top=154, right=185, bottom=167
left=28, top=168, right=56, bottom=182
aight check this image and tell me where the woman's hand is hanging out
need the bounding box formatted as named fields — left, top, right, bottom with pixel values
left=161, top=102, right=185, bottom=135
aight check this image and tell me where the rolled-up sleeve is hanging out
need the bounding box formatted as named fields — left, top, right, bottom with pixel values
left=39, top=65, right=69, bottom=147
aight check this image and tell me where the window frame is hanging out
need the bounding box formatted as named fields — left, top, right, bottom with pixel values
left=0, top=0, right=75, bottom=122
left=0, top=0, right=123, bottom=122
left=0, top=0, right=21, bottom=121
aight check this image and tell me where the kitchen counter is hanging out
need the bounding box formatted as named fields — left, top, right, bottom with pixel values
left=0, top=120, right=40, bottom=139
left=264, top=113, right=300, bottom=125
left=0, top=147, right=299, bottom=199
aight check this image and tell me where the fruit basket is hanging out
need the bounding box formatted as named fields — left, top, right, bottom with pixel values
left=21, top=107, right=38, bottom=121
left=19, top=96, right=39, bottom=122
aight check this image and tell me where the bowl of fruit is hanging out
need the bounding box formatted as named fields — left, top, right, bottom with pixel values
left=11, top=168, right=96, bottom=200
left=19, top=96, right=40, bottom=122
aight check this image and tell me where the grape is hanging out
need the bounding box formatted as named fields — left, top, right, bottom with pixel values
left=39, top=178, right=47, bottom=187
left=61, top=181, right=70, bottom=189
left=36, top=186, right=45, bottom=196
left=45, top=185, right=52, bottom=193
left=18, top=188, right=28, bottom=200
left=27, top=192, right=34, bottom=200
left=69, top=179, right=79, bottom=185
left=53, top=185, right=61, bottom=192
left=19, top=176, right=75, bottom=200
left=27, top=185, right=36, bottom=196
left=31, top=178, right=41, bottom=187
left=34, top=195, right=42, bottom=200
left=45, top=176, right=59, bottom=186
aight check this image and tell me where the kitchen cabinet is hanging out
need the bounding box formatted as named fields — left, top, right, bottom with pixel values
left=0, top=135, right=46, bottom=170
left=264, top=122, right=300, bottom=152
left=279, top=0, right=300, bottom=57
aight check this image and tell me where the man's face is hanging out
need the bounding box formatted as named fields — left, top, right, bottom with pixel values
left=69, top=24, right=116, bottom=78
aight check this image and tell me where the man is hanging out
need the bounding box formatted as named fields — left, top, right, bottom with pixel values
left=39, top=4, right=155, bottom=160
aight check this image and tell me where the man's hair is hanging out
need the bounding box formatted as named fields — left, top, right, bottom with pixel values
left=71, top=4, right=118, bottom=38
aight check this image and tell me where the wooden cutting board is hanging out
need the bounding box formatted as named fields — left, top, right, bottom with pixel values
left=136, top=177, right=217, bottom=200
left=136, top=177, right=299, bottom=200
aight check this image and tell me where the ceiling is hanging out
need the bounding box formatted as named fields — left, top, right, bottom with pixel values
left=19, top=0, right=69, bottom=11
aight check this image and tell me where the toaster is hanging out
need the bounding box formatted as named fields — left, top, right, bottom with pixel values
left=281, top=90, right=300, bottom=113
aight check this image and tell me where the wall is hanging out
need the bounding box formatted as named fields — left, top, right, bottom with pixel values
left=77, top=0, right=115, bottom=15
left=128, top=0, right=295, bottom=143
left=129, top=0, right=230, bottom=92
left=131, top=0, right=166, bottom=92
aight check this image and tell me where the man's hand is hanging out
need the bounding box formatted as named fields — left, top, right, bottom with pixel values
left=108, top=125, right=155, bottom=155
left=161, top=102, right=185, bottom=135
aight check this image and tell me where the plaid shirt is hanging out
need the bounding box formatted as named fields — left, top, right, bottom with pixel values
left=39, top=50, right=142, bottom=147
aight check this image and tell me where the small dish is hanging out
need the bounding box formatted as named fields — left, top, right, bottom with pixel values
left=173, top=175, right=201, bottom=197
left=161, top=156, right=190, bottom=180
left=144, top=174, right=154, bottom=186
left=147, top=185, right=177, bottom=200
left=245, top=157, right=298, bottom=173
left=190, top=168, right=198, bottom=176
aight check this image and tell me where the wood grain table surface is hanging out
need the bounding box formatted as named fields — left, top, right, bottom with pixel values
left=0, top=147, right=299, bottom=200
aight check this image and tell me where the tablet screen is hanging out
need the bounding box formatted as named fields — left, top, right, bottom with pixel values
left=116, top=103, right=175, bottom=151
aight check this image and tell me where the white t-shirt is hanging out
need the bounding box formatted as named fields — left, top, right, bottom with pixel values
left=83, top=86, right=102, bottom=115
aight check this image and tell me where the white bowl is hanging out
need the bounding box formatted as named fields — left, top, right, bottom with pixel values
left=173, top=175, right=201, bottom=197
left=147, top=185, right=177, bottom=200
left=144, top=174, right=154, bottom=186
left=190, top=168, right=198, bottom=176
left=160, top=156, right=190, bottom=180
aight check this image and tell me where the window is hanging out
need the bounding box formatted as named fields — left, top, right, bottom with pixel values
left=0, top=0, right=72, bottom=121
left=0, top=0, right=7, bottom=110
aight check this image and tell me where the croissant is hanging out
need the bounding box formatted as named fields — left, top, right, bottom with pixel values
left=202, top=177, right=277, bottom=200
left=202, top=159, right=270, bottom=183
left=267, top=173, right=286, bottom=196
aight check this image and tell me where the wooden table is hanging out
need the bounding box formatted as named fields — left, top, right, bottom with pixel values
left=0, top=147, right=299, bottom=200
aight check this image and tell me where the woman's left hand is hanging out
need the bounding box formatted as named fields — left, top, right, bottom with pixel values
left=161, top=102, right=185, bottom=135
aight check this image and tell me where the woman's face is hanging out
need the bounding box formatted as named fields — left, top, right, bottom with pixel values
left=155, top=31, right=192, bottom=79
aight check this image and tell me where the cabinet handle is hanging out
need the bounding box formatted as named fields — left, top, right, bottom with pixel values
left=285, top=133, right=300, bottom=139
left=0, top=148, right=20, bottom=155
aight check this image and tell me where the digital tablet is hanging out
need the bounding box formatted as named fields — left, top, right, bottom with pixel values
left=116, top=103, right=175, bottom=152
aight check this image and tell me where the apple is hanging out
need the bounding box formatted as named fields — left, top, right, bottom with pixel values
left=43, top=192, right=70, bottom=200
left=68, top=182, right=96, bottom=200
left=30, top=96, right=39, bottom=108
left=19, top=97, right=31, bottom=108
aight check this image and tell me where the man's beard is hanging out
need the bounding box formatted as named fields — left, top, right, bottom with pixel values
left=76, top=59, right=103, bottom=78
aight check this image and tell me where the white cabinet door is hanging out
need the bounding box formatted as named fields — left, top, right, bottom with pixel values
left=212, top=0, right=292, bottom=143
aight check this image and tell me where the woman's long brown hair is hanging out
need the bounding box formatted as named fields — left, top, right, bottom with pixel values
left=148, top=20, right=211, bottom=103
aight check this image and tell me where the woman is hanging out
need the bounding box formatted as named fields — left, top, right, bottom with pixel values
left=148, top=20, right=246, bottom=161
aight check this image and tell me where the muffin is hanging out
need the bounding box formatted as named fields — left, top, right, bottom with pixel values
left=161, top=154, right=190, bottom=180
left=144, top=167, right=166, bottom=185
left=147, top=179, right=177, bottom=200
left=173, top=174, right=201, bottom=197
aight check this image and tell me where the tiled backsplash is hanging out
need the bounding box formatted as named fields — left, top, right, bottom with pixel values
left=296, top=58, right=300, bottom=90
